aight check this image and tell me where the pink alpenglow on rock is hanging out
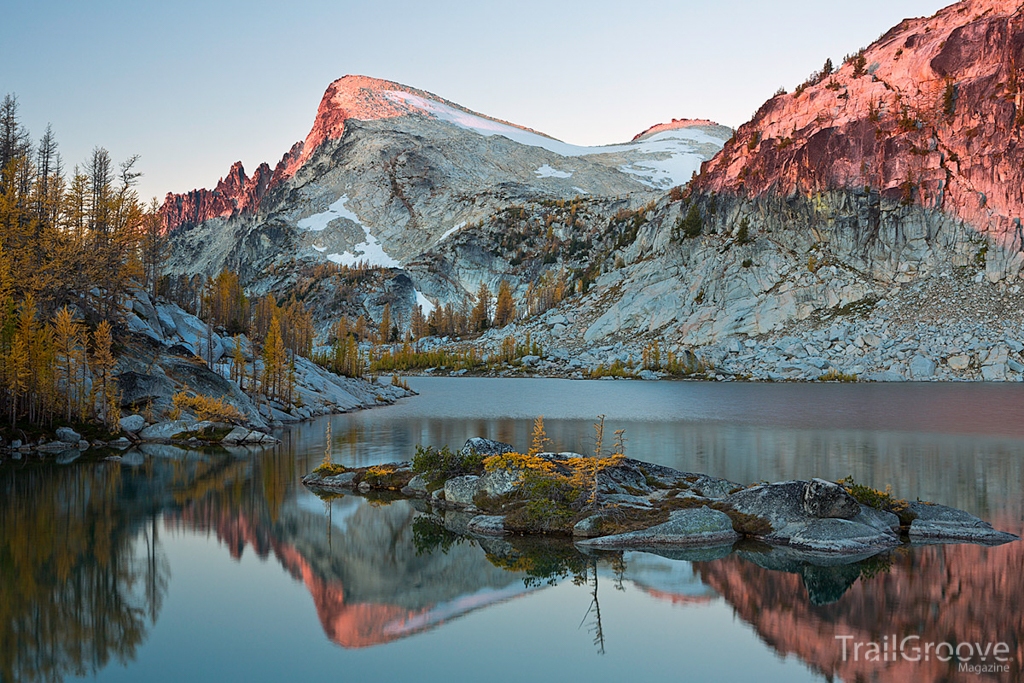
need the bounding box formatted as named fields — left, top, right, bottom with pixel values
left=695, top=0, right=1024, bottom=252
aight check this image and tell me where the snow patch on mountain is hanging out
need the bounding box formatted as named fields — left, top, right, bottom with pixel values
left=438, top=221, right=467, bottom=242
left=301, top=194, right=400, bottom=267
left=297, top=194, right=363, bottom=232
left=535, top=164, right=573, bottom=179
left=325, top=227, right=400, bottom=268
left=617, top=129, right=729, bottom=188
left=385, top=91, right=574, bottom=154
left=414, top=290, right=436, bottom=316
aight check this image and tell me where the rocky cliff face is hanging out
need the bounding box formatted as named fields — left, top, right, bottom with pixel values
left=458, top=0, right=1024, bottom=381
left=696, top=0, right=1024, bottom=275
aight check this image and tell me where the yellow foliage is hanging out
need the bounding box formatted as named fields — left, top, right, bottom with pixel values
left=171, top=391, right=245, bottom=423
left=483, top=451, right=555, bottom=475
left=527, top=415, right=550, bottom=456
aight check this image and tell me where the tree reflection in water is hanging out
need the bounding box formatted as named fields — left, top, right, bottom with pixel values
left=0, top=461, right=169, bottom=683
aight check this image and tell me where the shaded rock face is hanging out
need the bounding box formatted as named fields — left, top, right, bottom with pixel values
left=802, top=478, right=860, bottom=519
left=54, top=427, right=80, bottom=443
left=118, top=371, right=175, bottom=409
left=724, top=481, right=807, bottom=531
left=696, top=0, right=1024, bottom=274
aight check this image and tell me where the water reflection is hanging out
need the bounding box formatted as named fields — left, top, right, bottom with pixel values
left=0, top=461, right=169, bottom=683
left=694, top=535, right=1024, bottom=682
left=3, top=379, right=1024, bottom=682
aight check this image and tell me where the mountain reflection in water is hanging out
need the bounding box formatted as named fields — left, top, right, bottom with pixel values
left=3, top=379, right=1024, bottom=683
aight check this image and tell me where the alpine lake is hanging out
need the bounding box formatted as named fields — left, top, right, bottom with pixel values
left=2, top=377, right=1022, bottom=683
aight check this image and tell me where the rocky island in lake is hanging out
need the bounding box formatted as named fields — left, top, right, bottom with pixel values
left=303, top=431, right=1019, bottom=558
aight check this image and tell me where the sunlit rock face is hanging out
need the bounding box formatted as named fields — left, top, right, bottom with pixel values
left=162, top=162, right=274, bottom=233
left=696, top=0, right=1024, bottom=271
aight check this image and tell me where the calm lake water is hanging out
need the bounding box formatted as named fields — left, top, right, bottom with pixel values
left=2, top=378, right=1022, bottom=683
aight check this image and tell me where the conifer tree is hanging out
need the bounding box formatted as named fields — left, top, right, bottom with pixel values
left=140, top=199, right=166, bottom=297
left=91, top=320, right=117, bottom=429
left=378, top=303, right=392, bottom=344
left=231, top=335, right=246, bottom=388
left=7, top=303, right=31, bottom=425
left=494, top=280, right=515, bottom=327
left=410, top=304, right=427, bottom=340
left=52, top=306, right=83, bottom=422
left=262, top=315, right=287, bottom=399
left=470, top=282, right=491, bottom=333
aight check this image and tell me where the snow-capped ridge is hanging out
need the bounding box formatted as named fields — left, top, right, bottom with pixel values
left=632, top=119, right=724, bottom=141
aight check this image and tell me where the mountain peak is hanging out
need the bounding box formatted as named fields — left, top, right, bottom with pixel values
left=284, top=75, right=553, bottom=177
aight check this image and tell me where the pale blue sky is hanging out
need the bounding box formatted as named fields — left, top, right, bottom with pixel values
left=3, top=0, right=944, bottom=202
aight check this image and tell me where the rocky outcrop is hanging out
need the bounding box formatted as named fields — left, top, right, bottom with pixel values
left=408, top=0, right=1024, bottom=377
left=908, top=500, right=1019, bottom=543
left=118, top=289, right=411, bottom=430
left=724, top=481, right=901, bottom=554
left=302, top=438, right=1018, bottom=556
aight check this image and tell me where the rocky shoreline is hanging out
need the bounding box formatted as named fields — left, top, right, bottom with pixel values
left=2, top=289, right=415, bottom=460
left=1, top=418, right=281, bottom=460
left=302, top=438, right=1019, bottom=557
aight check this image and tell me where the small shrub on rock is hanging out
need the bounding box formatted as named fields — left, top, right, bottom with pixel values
left=838, top=476, right=916, bottom=526
left=412, top=445, right=485, bottom=486
left=313, top=462, right=347, bottom=477
left=361, top=465, right=413, bottom=490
